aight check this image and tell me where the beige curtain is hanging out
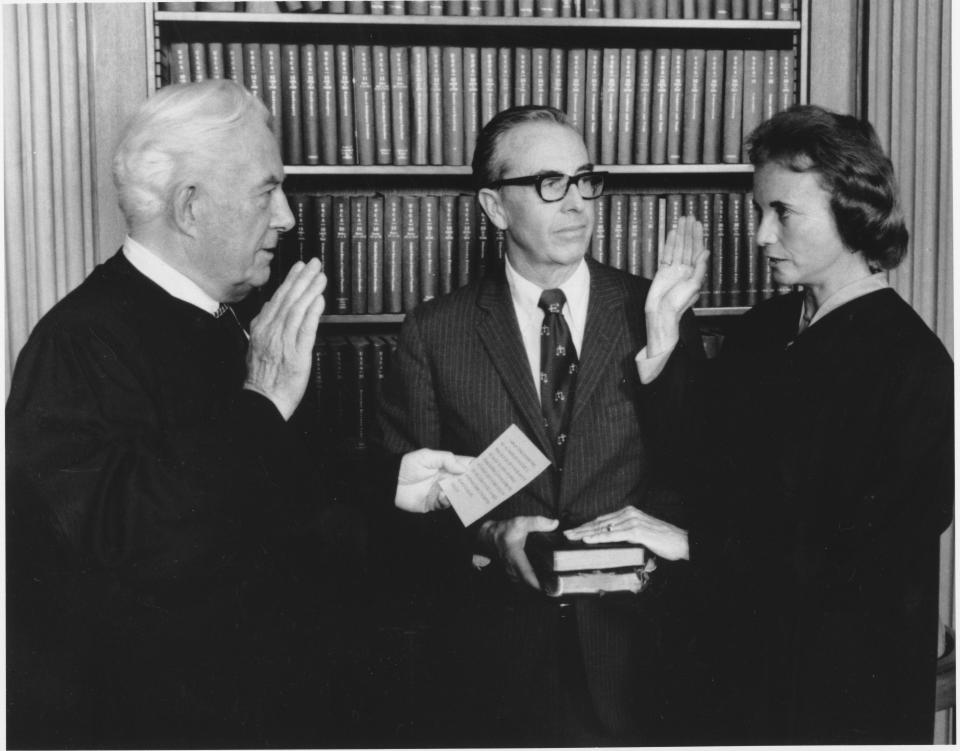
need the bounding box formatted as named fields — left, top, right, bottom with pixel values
left=4, top=3, right=98, bottom=388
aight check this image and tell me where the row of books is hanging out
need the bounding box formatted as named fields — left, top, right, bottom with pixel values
left=165, top=42, right=796, bottom=166
left=270, top=190, right=783, bottom=316
left=161, top=0, right=797, bottom=20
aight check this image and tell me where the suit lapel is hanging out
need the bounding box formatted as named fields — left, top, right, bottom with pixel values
left=474, top=271, right=555, bottom=458
left=571, top=261, right=626, bottom=425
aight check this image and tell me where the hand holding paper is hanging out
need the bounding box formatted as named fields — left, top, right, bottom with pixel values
left=395, top=448, right=474, bottom=513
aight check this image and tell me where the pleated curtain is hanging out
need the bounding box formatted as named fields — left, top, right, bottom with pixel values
left=3, top=3, right=98, bottom=390
left=866, top=0, right=952, bottom=353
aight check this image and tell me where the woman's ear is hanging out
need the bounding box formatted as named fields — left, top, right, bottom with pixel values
left=477, top=187, right=508, bottom=230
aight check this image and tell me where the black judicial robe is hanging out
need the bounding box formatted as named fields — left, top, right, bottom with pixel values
left=646, top=288, right=953, bottom=744
left=6, top=251, right=363, bottom=748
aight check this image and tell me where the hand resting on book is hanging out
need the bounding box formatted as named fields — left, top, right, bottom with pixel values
left=478, top=515, right=560, bottom=590
left=564, top=506, right=690, bottom=562
left=395, top=448, right=474, bottom=513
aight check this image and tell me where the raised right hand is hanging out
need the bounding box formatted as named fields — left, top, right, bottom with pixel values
left=478, top=515, right=559, bottom=590
left=244, top=258, right=326, bottom=420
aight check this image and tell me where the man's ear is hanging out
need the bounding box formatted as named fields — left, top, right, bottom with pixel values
left=171, top=183, right=200, bottom=238
left=477, top=187, right=508, bottom=230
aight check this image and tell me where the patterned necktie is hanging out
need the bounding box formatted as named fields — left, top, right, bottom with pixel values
left=538, top=288, right=578, bottom=468
left=214, top=303, right=249, bottom=361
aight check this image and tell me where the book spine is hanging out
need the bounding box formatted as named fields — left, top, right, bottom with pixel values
left=531, top=48, right=549, bottom=106
left=538, top=0, right=559, bottom=13
left=633, top=48, right=653, bottom=164
left=626, top=194, right=642, bottom=275
left=649, top=48, right=671, bottom=164
left=664, top=192, right=682, bottom=235
left=762, top=48, right=778, bottom=122
left=590, top=194, right=608, bottom=263
left=463, top=47, right=481, bottom=164
left=761, top=0, right=775, bottom=18
left=608, top=194, right=627, bottom=270
left=651, top=0, right=667, bottom=16
left=281, top=44, right=303, bottom=165
left=565, top=48, right=586, bottom=135
left=335, top=45, right=356, bottom=164
left=333, top=196, right=351, bottom=313
left=518, top=0, right=535, bottom=13
left=372, top=46, right=393, bottom=164
left=742, top=191, right=758, bottom=307
left=721, top=49, right=743, bottom=163
left=709, top=192, right=725, bottom=307
left=695, top=0, right=710, bottom=17
left=367, top=195, right=384, bottom=313
left=599, top=48, right=620, bottom=165
left=386, top=0, right=406, bottom=12
left=636, top=0, right=652, bottom=16
left=583, top=0, right=601, bottom=15
left=514, top=47, right=531, bottom=106
left=439, top=195, right=457, bottom=295
left=262, top=44, right=284, bottom=155
left=169, top=42, right=191, bottom=84
left=498, top=47, right=513, bottom=112
left=243, top=43, right=262, bottom=97
left=207, top=43, right=225, bottom=79
left=312, top=194, right=334, bottom=309
left=696, top=192, right=712, bottom=306
left=666, top=0, right=682, bottom=15
left=778, top=48, right=795, bottom=111
left=384, top=194, right=403, bottom=312
left=725, top=191, right=742, bottom=306
left=740, top=49, right=763, bottom=150
left=401, top=196, right=421, bottom=311
left=616, top=49, right=636, bottom=165
left=301, top=45, right=320, bottom=165
left=640, top=194, right=658, bottom=277
left=715, top=0, right=730, bottom=17
left=467, top=0, right=484, bottom=13
left=420, top=195, right=440, bottom=302
left=458, top=195, right=476, bottom=287
left=480, top=47, right=499, bottom=128
left=317, top=45, right=338, bottom=165
left=350, top=195, right=368, bottom=314
left=777, top=0, right=793, bottom=20
left=549, top=48, right=565, bottom=111
left=681, top=48, right=705, bottom=164
left=665, top=48, right=685, bottom=164
left=226, top=43, right=244, bottom=84
left=410, top=46, right=429, bottom=165
left=488, top=0, right=504, bottom=14
left=353, top=45, right=375, bottom=166
left=428, top=46, right=444, bottom=165
left=447, top=0, right=465, bottom=11
left=190, top=42, right=207, bottom=81
left=619, top=0, right=636, bottom=16
left=390, top=46, right=411, bottom=165
left=476, top=211, right=491, bottom=275
left=747, top=0, right=761, bottom=18
left=442, top=47, right=464, bottom=165
left=583, top=48, right=602, bottom=162
left=731, top=0, right=745, bottom=18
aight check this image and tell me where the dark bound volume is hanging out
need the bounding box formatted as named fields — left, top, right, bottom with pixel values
left=352, top=45, right=375, bottom=166
left=401, top=195, right=420, bottom=311
left=350, top=196, right=368, bottom=314
left=531, top=47, right=549, bottom=106
left=599, top=48, right=620, bottom=165
left=701, top=49, right=724, bottom=163
left=390, top=46, right=411, bottom=165
left=317, top=44, right=338, bottom=165
left=384, top=194, right=403, bottom=313
left=335, top=45, right=356, bottom=164
left=207, top=42, right=225, bottom=79
left=189, top=42, right=207, bottom=81
left=226, top=42, right=244, bottom=84
left=372, top=46, right=393, bottom=164
left=439, top=195, right=458, bottom=295
left=590, top=194, right=608, bottom=264
left=243, top=43, right=262, bottom=97
left=665, top=48, right=684, bottom=164
left=312, top=194, right=334, bottom=309
left=463, top=47, right=480, bottom=164
left=697, top=192, right=713, bottom=307
left=583, top=49, right=602, bottom=163
left=280, top=44, right=303, bottom=164
left=616, top=49, right=636, bottom=165
left=721, top=48, right=744, bottom=164
left=347, top=337, right=373, bottom=452
left=443, top=46, right=465, bottom=166
left=427, top=46, right=444, bottom=165
left=457, top=194, right=476, bottom=288
left=681, top=48, right=706, bottom=164
left=419, top=195, right=440, bottom=302
left=410, top=46, right=429, bottom=165
left=608, top=194, right=627, bottom=270
left=261, top=44, right=284, bottom=156
left=514, top=47, right=531, bottom=107
left=649, top=48, right=670, bottom=164
left=300, top=44, right=320, bottom=165
left=626, top=194, right=642, bottom=276
left=741, top=49, right=763, bottom=151
left=333, top=195, right=351, bottom=313
left=743, top=191, right=759, bottom=306
left=526, top=531, right=650, bottom=597
left=549, top=48, right=565, bottom=111
left=480, top=47, right=498, bottom=128
left=725, top=191, right=743, bottom=306
left=169, top=42, right=191, bottom=84
left=709, top=192, right=725, bottom=307
left=633, top=48, right=653, bottom=164
left=498, top=47, right=513, bottom=112
left=640, top=194, right=658, bottom=278
left=762, top=48, right=779, bottom=121
left=565, top=48, right=586, bottom=135
left=367, top=195, right=384, bottom=314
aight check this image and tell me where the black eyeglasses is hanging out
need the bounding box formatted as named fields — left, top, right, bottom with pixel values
left=487, top=171, right=608, bottom=203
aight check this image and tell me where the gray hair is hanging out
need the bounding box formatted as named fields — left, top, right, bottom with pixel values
left=112, top=79, right=271, bottom=228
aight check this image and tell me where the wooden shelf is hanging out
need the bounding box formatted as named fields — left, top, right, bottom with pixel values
left=319, top=308, right=749, bottom=324
left=155, top=11, right=801, bottom=31
left=284, top=164, right=754, bottom=176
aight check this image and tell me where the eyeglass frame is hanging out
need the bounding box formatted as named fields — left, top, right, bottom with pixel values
left=485, top=170, right=609, bottom=203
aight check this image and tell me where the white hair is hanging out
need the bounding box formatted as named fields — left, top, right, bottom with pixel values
left=112, top=79, right=271, bottom=228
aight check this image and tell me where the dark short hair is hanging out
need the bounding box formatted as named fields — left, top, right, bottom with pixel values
left=471, top=105, right=576, bottom=191
left=746, top=104, right=908, bottom=270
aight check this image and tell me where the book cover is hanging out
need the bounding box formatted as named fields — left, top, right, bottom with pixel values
left=261, top=44, right=284, bottom=155
left=709, top=192, right=725, bottom=307
left=608, top=194, right=627, bottom=270
left=541, top=568, right=648, bottom=597
left=372, top=45, right=393, bottom=164
left=513, top=47, right=531, bottom=107
left=317, top=44, right=338, bottom=165
left=281, top=43, right=303, bottom=165
left=207, top=42, right=225, bottom=79
left=590, top=194, right=608, bottom=264
left=549, top=48, right=565, bottom=111
left=410, top=46, right=429, bottom=165
left=367, top=195, right=384, bottom=314
left=721, top=48, right=743, bottom=163
left=402, top=195, right=421, bottom=311
left=742, top=191, right=758, bottom=306
left=420, top=195, right=440, bottom=302
left=616, top=49, right=636, bottom=165
left=352, top=45, right=376, bottom=166
left=346, top=336, right=372, bottom=451
left=333, top=195, right=351, bottom=313
left=640, top=193, right=658, bottom=277
left=370, top=336, right=390, bottom=416
left=741, top=49, right=763, bottom=149
left=649, top=48, right=670, bottom=164
left=389, top=46, right=411, bottom=165
left=457, top=194, right=476, bottom=288
left=350, top=195, right=368, bottom=314
left=169, top=42, right=191, bottom=84
left=526, top=530, right=648, bottom=572
left=476, top=211, right=491, bottom=275
left=664, top=193, right=682, bottom=238
left=335, top=45, right=356, bottom=164
left=428, top=46, right=444, bottom=165
left=778, top=48, right=795, bottom=111
left=463, top=47, right=481, bottom=164
left=442, top=46, right=464, bottom=165
left=384, top=194, right=403, bottom=312
left=633, top=48, right=654, bottom=164
left=225, top=42, right=244, bottom=84
left=762, top=48, right=778, bottom=122
left=243, top=43, right=262, bottom=97
left=725, top=191, right=742, bottom=306
left=599, top=48, right=620, bottom=165
left=480, top=47, right=499, bottom=128
left=300, top=45, right=320, bottom=165
left=498, top=47, right=513, bottom=112
left=531, top=48, right=549, bottom=106
left=312, top=194, right=334, bottom=308
left=681, top=48, right=706, bottom=164
left=665, top=48, right=684, bottom=163
left=583, top=48, right=602, bottom=163
left=565, top=48, right=586, bottom=135
left=626, top=194, right=642, bottom=276
left=697, top=192, right=712, bottom=306
left=438, top=194, right=458, bottom=295
left=189, top=42, right=207, bottom=81
left=701, top=49, right=723, bottom=164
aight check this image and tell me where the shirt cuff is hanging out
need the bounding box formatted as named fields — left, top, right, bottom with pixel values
left=635, top=344, right=676, bottom=384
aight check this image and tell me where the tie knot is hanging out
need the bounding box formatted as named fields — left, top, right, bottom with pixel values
left=538, top=288, right=567, bottom=315
left=214, top=303, right=231, bottom=319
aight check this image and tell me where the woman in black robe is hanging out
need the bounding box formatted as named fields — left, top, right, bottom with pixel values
left=566, top=105, right=953, bottom=744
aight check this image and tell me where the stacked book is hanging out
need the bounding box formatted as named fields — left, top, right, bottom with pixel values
left=162, top=42, right=796, bottom=166
left=526, top=531, right=652, bottom=597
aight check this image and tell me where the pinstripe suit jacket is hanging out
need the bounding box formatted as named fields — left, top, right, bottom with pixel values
left=378, top=257, right=701, bottom=739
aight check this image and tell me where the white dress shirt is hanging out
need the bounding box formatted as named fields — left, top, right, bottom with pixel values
left=504, top=256, right=590, bottom=396
left=123, top=236, right=220, bottom=315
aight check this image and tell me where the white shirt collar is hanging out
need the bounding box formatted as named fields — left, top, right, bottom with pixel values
left=804, top=273, right=889, bottom=330
left=123, top=236, right=221, bottom=316
left=504, top=255, right=590, bottom=332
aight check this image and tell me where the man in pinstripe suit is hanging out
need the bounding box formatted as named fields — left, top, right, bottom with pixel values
left=378, top=105, right=702, bottom=745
